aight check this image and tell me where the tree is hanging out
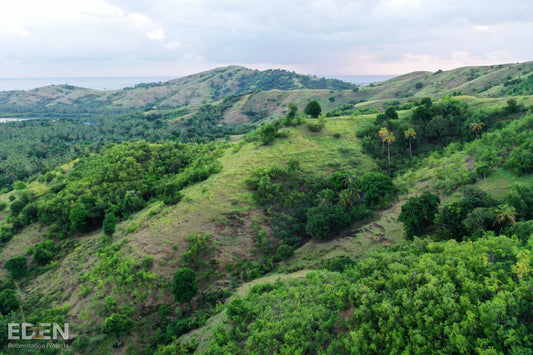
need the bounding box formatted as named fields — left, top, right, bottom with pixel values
left=171, top=267, right=198, bottom=304
left=462, top=207, right=495, bottom=234
left=104, top=313, right=135, bottom=347
left=305, top=100, right=322, bottom=118
left=404, top=128, right=416, bottom=158
left=398, top=191, right=440, bottom=240
left=103, top=213, right=117, bottom=236
left=4, top=256, right=27, bottom=279
left=385, top=107, right=398, bottom=121
left=378, top=127, right=388, bottom=152
left=260, top=123, right=278, bottom=145
left=360, top=172, right=395, bottom=208
left=69, top=204, right=89, bottom=233
left=470, top=121, right=483, bottom=139
left=493, top=204, right=517, bottom=233
left=0, top=289, right=19, bottom=315
left=338, top=187, right=360, bottom=208
left=287, top=103, right=298, bottom=119
left=379, top=128, right=395, bottom=168
left=33, top=240, right=56, bottom=265
left=476, top=162, right=491, bottom=180
left=504, top=97, right=519, bottom=114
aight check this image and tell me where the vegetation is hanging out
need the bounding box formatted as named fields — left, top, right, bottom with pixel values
left=205, top=236, right=532, bottom=354
left=172, top=267, right=199, bottom=304
left=1, top=62, right=533, bottom=354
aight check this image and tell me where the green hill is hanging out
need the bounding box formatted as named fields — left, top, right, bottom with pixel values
left=0, top=62, right=532, bottom=354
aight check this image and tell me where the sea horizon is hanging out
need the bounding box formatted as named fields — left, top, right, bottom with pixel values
left=0, top=74, right=397, bottom=92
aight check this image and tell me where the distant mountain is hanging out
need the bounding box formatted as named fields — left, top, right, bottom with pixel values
left=0, top=62, right=531, bottom=120
left=0, top=66, right=353, bottom=117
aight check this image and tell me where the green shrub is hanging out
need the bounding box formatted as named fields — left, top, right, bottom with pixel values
left=306, top=205, right=351, bottom=239
left=171, top=267, right=198, bottom=304
left=276, top=244, right=294, bottom=259
left=33, top=240, right=57, bottom=265
left=306, top=117, right=325, bottom=132
left=0, top=289, right=19, bottom=315
left=5, top=256, right=27, bottom=279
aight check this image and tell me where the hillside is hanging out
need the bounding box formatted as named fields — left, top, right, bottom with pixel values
left=0, top=66, right=353, bottom=117
left=1, top=62, right=532, bottom=121
left=0, top=63, right=532, bottom=354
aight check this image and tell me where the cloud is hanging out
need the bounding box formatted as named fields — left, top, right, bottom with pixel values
left=0, top=0, right=531, bottom=78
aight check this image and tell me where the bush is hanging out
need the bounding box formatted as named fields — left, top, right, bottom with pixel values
left=306, top=205, right=351, bottom=239
left=103, top=213, right=118, bottom=236
left=33, top=240, right=57, bottom=265
left=0, top=201, right=6, bottom=212
left=306, top=117, right=325, bottom=132
left=104, top=313, right=135, bottom=347
left=171, top=267, right=198, bottom=304
left=324, top=256, right=356, bottom=272
left=4, top=256, right=27, bottom=279
left=276, top=244, right=294, bottom=259
left=0, top=289, right=19, bottom=315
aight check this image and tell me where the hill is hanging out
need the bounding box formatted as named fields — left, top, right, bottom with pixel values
left=0, top=66, right=353, bottom=117
left=1, top=62, right=533, bottom=121
left=0, top=62, right=532, bottom=354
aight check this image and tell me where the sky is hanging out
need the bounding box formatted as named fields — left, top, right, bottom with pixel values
left=0, top=0, right=532, bottom=79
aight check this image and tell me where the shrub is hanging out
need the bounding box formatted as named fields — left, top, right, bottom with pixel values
left=276, top=244, right=294, bottom=259
left=5, top=256, right=27, bottom=279
left=103, top=213, right=118, bottom=236
left=306, top=117, right=325, bottom=132
left=306, top=205, right=351, bottom=239
left=171, top=267, right=198, bottom=304
left=104, top=313, right=135, bottom=347
left=33, top=240, right=57, bottom=265
left=0, top=289, right=19, bottom=315
left=13, top=181, right=26, bottom=190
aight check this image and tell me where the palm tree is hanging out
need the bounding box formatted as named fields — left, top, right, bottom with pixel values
left=380, top=128, right=395, bottom=167
left=470, top=121, right=483, bottom=139
left=404, top=128, right=416, bottom=158
left=493, top=204, right=517, bottom=234
left=338, top=187, right=360, bottom=208
left=378, top=127, right=388, bottom=152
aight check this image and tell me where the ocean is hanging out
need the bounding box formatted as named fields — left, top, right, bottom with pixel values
left=0, top=75, right=396, bottom=92
left=0, top=76, right=177, bottom=92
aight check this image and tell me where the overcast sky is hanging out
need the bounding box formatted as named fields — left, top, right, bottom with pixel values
left=1, top=0, right=532, bottom=78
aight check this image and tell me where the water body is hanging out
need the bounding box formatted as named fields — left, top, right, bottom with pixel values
left=326, top=74, right=397, bottom=85
left=0, top=76, right=176, bottom=92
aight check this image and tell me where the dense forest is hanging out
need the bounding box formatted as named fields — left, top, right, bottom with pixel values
left=0, top=63, right=532, bottom=354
